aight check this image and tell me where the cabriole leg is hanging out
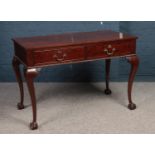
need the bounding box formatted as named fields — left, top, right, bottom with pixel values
left=24, top=68, right=39, bottom=130
left=12, top=56, right=24, bottom=110
left=126, top=55, right=139, bottom=110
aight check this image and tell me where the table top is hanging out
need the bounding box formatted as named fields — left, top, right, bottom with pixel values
left=13, top=30, right=137, bottom=50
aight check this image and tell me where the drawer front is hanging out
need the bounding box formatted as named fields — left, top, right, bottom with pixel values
left=86, top=40, right=136, bottom=59
left=33, top=46, right=85, bottom=65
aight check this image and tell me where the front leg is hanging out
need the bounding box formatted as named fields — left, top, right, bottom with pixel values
left=126, top=55, right=139, bottom=110
left=24, top=68, right=39, bottom=130
left=12, top=56, right=24, bottom=110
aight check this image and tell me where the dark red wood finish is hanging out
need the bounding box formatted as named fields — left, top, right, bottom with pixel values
left=127, top=55, right=139, bottom=110
left=23, top=68, right=39, bottom=130
left=13, top=30, right=137, bottom=67
left=12, top=57, right=25, bottom=110
left=12, top=30, right=139, bottom=130
left=105, top=59, right=112, bottom=95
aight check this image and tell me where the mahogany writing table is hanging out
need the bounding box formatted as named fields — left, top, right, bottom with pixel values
left=12, top=30, right=139, bottom=130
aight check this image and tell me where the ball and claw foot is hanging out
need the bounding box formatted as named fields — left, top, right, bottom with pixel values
left=30, top=122, right=38, bottom=130
left=17, top=103, right=25, bottom=110
left=104, top=89, right=112, bottom=95
left=128, top=103, right=136, bottom=110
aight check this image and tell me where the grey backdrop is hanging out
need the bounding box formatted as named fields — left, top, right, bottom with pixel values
left=0, top=21, right=154, bottom=82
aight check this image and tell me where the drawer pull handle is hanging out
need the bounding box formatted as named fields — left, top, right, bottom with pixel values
left=104, top=47, right=116, bottom=56
left=104, top=49, right=113, bottom=56
left=53, top=53, right=67, bottom=62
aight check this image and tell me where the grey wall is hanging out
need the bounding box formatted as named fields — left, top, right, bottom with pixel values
left=0, top=21, right=155, bottom=82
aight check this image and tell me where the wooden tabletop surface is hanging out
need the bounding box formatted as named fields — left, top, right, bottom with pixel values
left=13, top=30, right=137, bottom=50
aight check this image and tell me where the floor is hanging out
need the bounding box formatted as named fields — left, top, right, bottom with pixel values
left=0, top=82, right=155, bottom=134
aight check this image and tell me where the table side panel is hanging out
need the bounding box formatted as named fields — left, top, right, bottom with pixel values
left=14, top=42, right=34, bottom=66
left=14, top=42, right=27, bottom=64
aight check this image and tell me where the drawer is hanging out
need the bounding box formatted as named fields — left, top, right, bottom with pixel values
left=33, top=46, right=85, bottom=65
left=86, top=40, right=136, bottom=59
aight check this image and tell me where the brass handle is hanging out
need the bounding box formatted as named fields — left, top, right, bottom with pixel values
left=104, top=47, right=116, bottom=56
left=107, top=50, right=113, bottom=56
left=53, top=52, right=67, bottom=62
